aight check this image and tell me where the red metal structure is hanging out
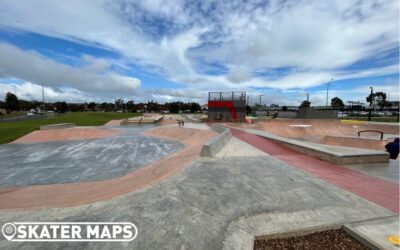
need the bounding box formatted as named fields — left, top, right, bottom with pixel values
left=208, top=92, right=246, bottom=121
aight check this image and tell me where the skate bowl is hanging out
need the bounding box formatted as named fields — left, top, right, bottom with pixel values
left=0, top=125, right=217, bottom=210
left=232, top=119, right=399, bottom=151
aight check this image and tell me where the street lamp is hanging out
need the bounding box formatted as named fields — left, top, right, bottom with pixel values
left=325, top=79, right=334, bottom=107
left=42, top=84, right=45, bottom=112
left=368, top=86, right=374, bottom=121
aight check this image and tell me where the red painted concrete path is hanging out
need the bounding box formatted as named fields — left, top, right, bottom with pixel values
left=230, top=128, right=400, bottom=213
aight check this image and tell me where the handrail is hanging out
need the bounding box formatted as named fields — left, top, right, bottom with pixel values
left=358, top=130, right=384, bottom=140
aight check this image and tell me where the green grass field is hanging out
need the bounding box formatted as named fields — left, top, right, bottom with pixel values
left=0, top=112, right=139, bottom=144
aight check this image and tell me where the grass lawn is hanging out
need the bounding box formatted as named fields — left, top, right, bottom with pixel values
left=0, top=112, right=140, bottom=144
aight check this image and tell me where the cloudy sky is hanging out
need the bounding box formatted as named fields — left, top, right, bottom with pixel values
left=0, top=0, right=398, bottom=105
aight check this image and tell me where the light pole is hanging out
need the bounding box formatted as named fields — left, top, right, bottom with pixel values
left=306, top=93, right=309, bottom=102
left=368, top=86, right=373, bottom=121
left=259, top=95, right=263, bottom=105
left=325, top=79, right=334, bottom=107
left=42, top=84, right=45, bottom=112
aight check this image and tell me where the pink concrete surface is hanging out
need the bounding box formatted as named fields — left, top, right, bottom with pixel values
left=231, top=127, right=400, bottom=213
left=230, top=119, right=399, bottom=150
left=104, top=119, right=123, bottom=126
left=0, top=126, right=216, bottom=211
left=13, top=127, right=120, bottom=143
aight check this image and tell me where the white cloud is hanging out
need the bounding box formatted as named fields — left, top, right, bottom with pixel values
left=0, top=0, right=398, bottom=102
left=0, top=82, right=106, bottom=103
left=0, top=43, right=140, bottom=96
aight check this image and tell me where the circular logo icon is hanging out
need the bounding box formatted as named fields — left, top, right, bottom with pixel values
left=2, top=223, right=16, bottom=241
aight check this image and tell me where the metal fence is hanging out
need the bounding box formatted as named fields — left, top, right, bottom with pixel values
left=208, top=92, right=246, bottom=101
left=0, top=113, right=63, bottom=122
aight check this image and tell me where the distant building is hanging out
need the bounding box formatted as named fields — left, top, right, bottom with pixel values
left=208, top=91, right=246, bottom=122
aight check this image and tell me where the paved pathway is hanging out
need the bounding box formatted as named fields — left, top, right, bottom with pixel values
left=230, top=128, right=400, bottom=213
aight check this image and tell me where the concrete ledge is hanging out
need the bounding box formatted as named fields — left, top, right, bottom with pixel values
left=40, top=123, right=75, bottom=130
left=200, top=125, right=232, bottom=157
left=236, top=128, right=389, bottom=164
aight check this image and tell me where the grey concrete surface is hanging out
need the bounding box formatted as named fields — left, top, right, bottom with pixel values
left=344, top=216, right=400, bottom=250
left=0, top=127, right=184, bottom=186
left=200, top=125, right=232, bottom=157
left=341, top=160, right=399, bottom=183
left=0, top=138, right=394, bottom=249
left=235, top=127, right=390, bottom=164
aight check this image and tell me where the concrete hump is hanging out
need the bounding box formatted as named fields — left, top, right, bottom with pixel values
left=200, top=125, right=232, bottom=157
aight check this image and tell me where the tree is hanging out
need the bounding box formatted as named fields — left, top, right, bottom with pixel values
left=5, top=92, right=19, bottom=111
left=126, top=100, right=137, bottom=112
left=115, top=99, right=125, bottom=111
left=54, top=102, right=68, bottom=113
left=190, top=102, right=201, bottom=113
left=366, top=92, right=375, bottom=106
left=374, top=92, right=391, bottom=108
left=167, top=102, right=180, bottom=113
left=299, top=100, right=311, bottom=108
left=331, top=97, right=344, bottom=108
left=282, top=106, right=288, bottom=111
left=366, top=91, right=391, bottom=108
left=270, top=104, right=279, bottom=108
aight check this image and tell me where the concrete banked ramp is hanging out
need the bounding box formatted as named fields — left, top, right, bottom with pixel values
left=234, top=128, right=390, bottom=164
left=200, top=124, right=232, bottom=157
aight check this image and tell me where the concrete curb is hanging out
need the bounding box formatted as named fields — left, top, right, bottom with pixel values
left=40, top=123, right=75, bottom=130
left=343, top=215, right=399, bottom=250
left=200, top=125, right=232, bottom=157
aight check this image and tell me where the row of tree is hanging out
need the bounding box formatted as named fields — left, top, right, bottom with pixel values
left=299, top=91, right=392, bottom=109
left=0, top=92, right=202, bottom=114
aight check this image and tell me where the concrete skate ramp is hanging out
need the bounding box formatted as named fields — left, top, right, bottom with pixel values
left=0, top=126, right=217, bottom=210
left=235, top=127, right=390, bottom=164
left=13, top=127, right=120, bottom=143
left=238, top=119, right=399, bottom=150
left=0, top=131, right=184, bottom=186
left=321, top=135, right=387, bottom=150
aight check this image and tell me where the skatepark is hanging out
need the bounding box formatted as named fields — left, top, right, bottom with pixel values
left=0, top=111, right=398, bottom=249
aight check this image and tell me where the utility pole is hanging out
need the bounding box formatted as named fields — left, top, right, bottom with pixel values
left=259, top=95, right=263, bottom=105
left=368, top=86, right=373, bottom=121
left=42, top=84, right=45, bottom=112
left=325, top=79, right=334, bottom=107
left=306, top=93, right=309, bottom=102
